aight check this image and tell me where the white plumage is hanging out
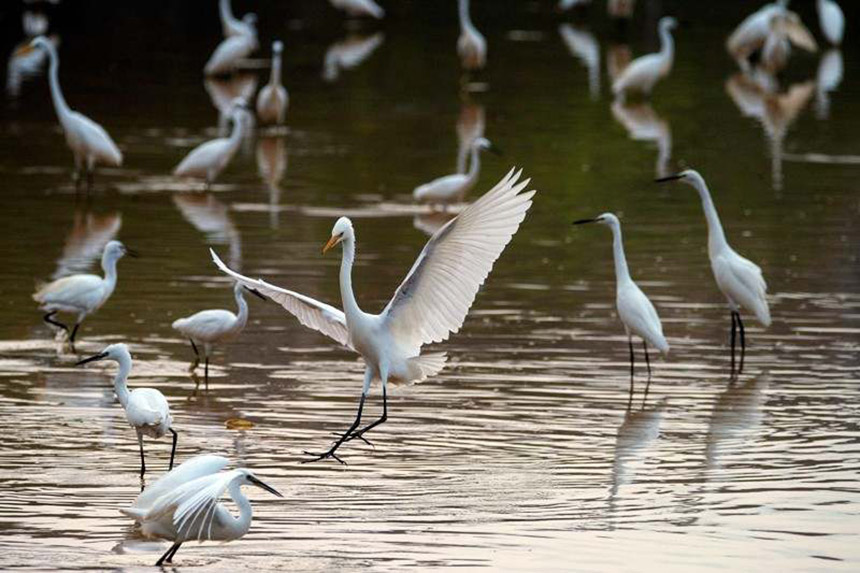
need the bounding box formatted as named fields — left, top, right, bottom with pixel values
left=727, top=0, right=817, bottom=68
left=256, top=41, right=288, bottom=125
left=329, top=0, right=385, bottom=19
left=817, top=0, right=844, bottom=45
left=457, top=0, right=486, bottom=71
left=219, top=0, right=257, bottom=39
left=612, top=17, right=676, bottom=100
left=211, top=168, right=535, bottom=462
left=76, top=343, right=177, bottom=477
left=121, top=454, right=281, bottom=566
left=323, top=33, right=384, bottom=82
left=413, top=137, right=495, bottom=204
left=23, top=36, right=122, bottom=188
left=205, top=27, right=258, bottom=76
left=34, top=240, right=134, bottom=347
left=174, top=106, right=248, bottom=187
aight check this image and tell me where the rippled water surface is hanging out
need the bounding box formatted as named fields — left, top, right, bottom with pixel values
left=1, top=1, right=859, bottom=570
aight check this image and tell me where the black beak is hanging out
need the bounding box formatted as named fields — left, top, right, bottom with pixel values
left=248, top=475, right=283, bottom=498
left=124, top=248, right=140, bottom=258
left=487, top=143, right=503, bottom=156
left=76, top=351, right=108, bottom=366
left=655, top=174, right=685, bottom=183
left=572, top=218, right=599, bottom=225
left=244, top=286, right=267, bottom=301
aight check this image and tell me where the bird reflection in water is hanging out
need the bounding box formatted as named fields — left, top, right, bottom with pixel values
left=173, top=194, right=242, bottom=270
left=559, top=24, right=601, bottom=101
left=815, top=49, right=843, bottom=120
left=611, top=100, right=672, bottom=178
left=704, top=373, right=770, bottom=472
left=52, top=210, right=122, bottom=280
left=256, top=136, right=288, bottom=229
left=413, top=210, right=456, bottom=237
left=608, top=399, right=665, bottom=515
left=322, top=33, right=384, bottom=83
left=204, top=73, right=257, bottom=138
left=456, top=99, right=485, bottom=175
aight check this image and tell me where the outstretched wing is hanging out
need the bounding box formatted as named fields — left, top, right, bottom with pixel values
left=382, top=168, right=535, bottom=355
left=210, top=248, right=352, bottom=349
left=131, top=455, right=229, bottom=513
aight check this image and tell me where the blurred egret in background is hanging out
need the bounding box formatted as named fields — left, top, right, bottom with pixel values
left=816, top=0, right=844, bottom=45
left=77, top=343, right=177, bottom=477
left=329, top=0, right=385, bottom=19
left=212, top=169, right=535, bottom=463
left=815, top=49, right=843, bottom=119
left=458, top=0, right=486, bottom=71
left=256, top=41, right=288, bottom=126
left=219, top=0, right=257, bottom=39
left=657, top=170, right=771, bottom=375
left=727, top=1, right=817, bottom=71
left=174, top=105, right=249, bottom=189
left=121, top=454, right=281, bottom=566
left=413, top=137, right=500, bottom=205
left=612, top=17, right=677, bottom=100
left=205, top=21, right=258, bottom=76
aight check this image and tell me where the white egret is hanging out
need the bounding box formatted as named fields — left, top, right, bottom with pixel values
left=323, top=33, right=384, bottom=83
left=18, top=36, right=122, bottom=190
left=457, top=0, right=486, bottom=72
left=172, top=282, right=264, bottom=386
left=329, top=0, right=385, bottom=19
left=33, top=240, right=136, bottom=349
left=256, top=41, right=288, bottom=126
left=656, top=170, right=771, bottom=374
left=174, top=106, right=248, bottom=189
left=219, top=0, right=257, bottom=39
left=727, top=1, right=817, bottom=68
left=759, top=10, right=818, bottom=72
left=612, top=17, right=677, bottom=100
left=205, top=25, right=258, bottom=76
left=727, top=1, right=789, bottom=62
left=816, top=49, right=843, bottom=119
left=817, top=0, right=844, bottom=45
left=572, top=214, right=668, bottom=405
left=76, top=343, right=176, bottom=477
left=413, top=137, right=500, bottom=205
left=121, top=454, right=281, bottom=566
left=211, top=169, right=535, bottom=462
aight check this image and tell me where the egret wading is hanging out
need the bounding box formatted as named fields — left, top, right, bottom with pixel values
left=256, top=41, right=288, bottom=126
left=33, top=240, right=136, bottom=350
left=211, top=169, right=535, bottom=463
left=657, top=170, right=771, bottom=375
left=17, top=36, right=122, bottom=190
left=612, top=17, right=677, bottom=100
left=174, top=105, right=249, bottom=189
left=572, top=214, right=668, bottom=405
left=76, top=344, right=177, bottom=477
left=121, top=454, right=281, bottom=566
left=413, top=137, right=501, bottom=206
left=171, top=282, right=265, bottom=387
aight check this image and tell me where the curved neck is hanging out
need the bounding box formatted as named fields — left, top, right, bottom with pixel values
left=226, top=115, right=244, bottom=152
left=233, top=288, right=249, bottom=331
left=223, top=481, right=253, bottom=539
left=465, top=144, right=482, bottom=184
left=458, top=0, right=475, bottom=32
left=113, top=353, right=132, bottom=408
left=609, top=222, right=633, bottom=287
left=220, top=0, right=236, bottom=28
left=339, top=237, right=362, bottom=318
left=659, top=26, right=674, bottom=65
left=44, top=44, right=71, bottom=122
left=691, top=179, right=729, bottom=252
left=101, top=253, right=119, bottom=296
left=269, top=51, right=282, bottom=87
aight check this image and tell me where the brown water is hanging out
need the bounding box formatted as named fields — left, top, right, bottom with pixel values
left=1, top=1, right=859, bottom=570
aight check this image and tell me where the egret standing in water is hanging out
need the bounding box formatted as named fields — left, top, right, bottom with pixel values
left=212, top=169, right=535, bottom=463
left=572, top=214, right=668, bottom=405
left=205, top=23, right=258, bottom=76
left=612, top=17, right=677, bottom=100
left=171, top=282, right=264, bottom=386
left=413, top=137, right=500, bottom=205
left=457, top=0, right=486, bottom=71
left=34, top=240, right=136, bottom=350
left=17, top=36, right=122, bottom=190
left=77, top=344, right=177, bottom=477
left=256, top=41, right=288, bottom=126
left=121, top=454, right=281, bottom=566
left=657, top=170, right=771, bottom=375
left=174, top=105, right=248, bottom=189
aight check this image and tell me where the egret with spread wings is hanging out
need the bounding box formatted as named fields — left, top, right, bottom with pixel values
left=211, top=168, right=535, bottom=463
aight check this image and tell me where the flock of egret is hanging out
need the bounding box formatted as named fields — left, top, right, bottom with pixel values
left=13, top=0, right=846, bottom=565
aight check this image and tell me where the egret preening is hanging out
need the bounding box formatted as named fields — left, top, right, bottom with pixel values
left=612, top=17, right=676, bottom=100
left=172, top=282, right=265, bottom=386
left=329, top=0, right=385, bottom=19
left=656, top=170, right=771, bottom=375
left=817, top=0, right=844, bottom=46
left=121, top=454, right=281, bottom=566
left=256, top=41, right=288, bottom=126
left=205, top=23, right=258, bottom=77
left=413, top=137, right=500, bottom=205
left=76, top=344, right=176, bottom=477
left=18, top=36, right=122, bottom=190
left=219, top=0, right=257, bottom=40
left=34, top=240, right=136, bottom=350
left=572, top=214, right=668, bottom=406
left=457, top=0, right=486, bottom=72
left=174, top=105, right=248, bottom=189
left=211, top=169, right=535, bottom=463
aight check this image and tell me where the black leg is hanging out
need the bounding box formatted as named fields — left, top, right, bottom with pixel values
left=643, top=341, right=652, bottom=402
left=156, top=542, right=181, bottom=566
left=346, top=384, right=388, bottom=445
left=303, top=393, right=367, bottom=465
left=165, top=541, right=182, bottom=563
left=69, top=323, right=80, bottom=343
left=168, top=428, right=178, bottom=470
left=204, top=357, right=209, bottom=389
left=627, top=337, right=635, bottom=411
left=43, top=311, right=70, bottom=335
left=737, top=313, right=746, bottom=374
left=730, top=311, right=737, bottom=376
left=138, top=435, right=146, bottom=477
left=189, top=339, right=200, bottom=371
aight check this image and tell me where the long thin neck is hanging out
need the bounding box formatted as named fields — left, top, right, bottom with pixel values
left=227, top=114, right=244, bottom=152
left=609, top=222, right=632, bottom=287
left=269, top=51, right=282, bottom=87
left=465, top=144, right=481, bottom=184
left=458, top=0, right=474, bottom=32
left=693, top=179, right=729, bottom=252
left=224, top=481, right=253, bottom=539
left=233, top=288, right=249, bottom=331
left=113, top=353, right=132, bottom=408
left=45, top=44, right=71, bottom=122
left=659, top=25, right=674, bottom=66
left=220, top=0, right=235, bottom=27
left=339, top=238, right=362, bottom=318
left=101, top=253, right=119, bottom=297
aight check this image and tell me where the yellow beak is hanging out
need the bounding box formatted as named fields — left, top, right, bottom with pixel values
left=322, top=235, right=340, bottom=254
left=14, top=44, right=35, bottom=58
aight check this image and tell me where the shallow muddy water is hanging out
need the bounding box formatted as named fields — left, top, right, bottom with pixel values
left=0, top=1, right=858, bottom=571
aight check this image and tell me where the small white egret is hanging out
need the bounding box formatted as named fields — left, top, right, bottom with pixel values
left=77, top=343, right=176, bottom=477
left=759, top=10, right=819, bottom=72
left=256, top=41, right=288, bottom=126
left=656, top=170, right=771, bottom=374
left=18, top=36, right=122, bottom=190
left=174, top=105, right=248, bottom=189
left=817, top=0, right=844, bottom=46
left=34, top=240, right=136, bottom=349
left=219, top=0, right=257, bottom=39
left=329, top=0, right=385, bottom=19
left=171, top=282, right=265, bottom=386
left=727, top=1, right=817, bottom=68
left=205, top=25, right=258, bottom=76
left=612, top=17, right=677, bottom=100
left=727, top=1, right=789, bottom=62
left=211, top=168, right=535, bottom=462
left=121, top=454, right=281, bottom=566
left=457, top=0, right=486, bottom=71
left=572, top=214, right=668, bottom=405
left=413, top=137, right=500, bottom=205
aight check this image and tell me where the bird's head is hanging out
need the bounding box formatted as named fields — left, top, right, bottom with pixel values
left=272, top=40, right=284, bottom=54
left=323, top=217, right=353, bottom=254
left=474, top=137, right=503, bottom=156
left=659, top=16, right=678, bottom=31
left=243, top=13, right=258, bottom=26
left=76, top=343, right=130, bottom=366
left=572, top=212, right=620, bottom=229
left=15, top=35, right=49, bottom=57
left=655, top=169, right=705, bottom=190
left=104, top=240, right=138, bottom=261
left=239, top=469, right=283, bottom=498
